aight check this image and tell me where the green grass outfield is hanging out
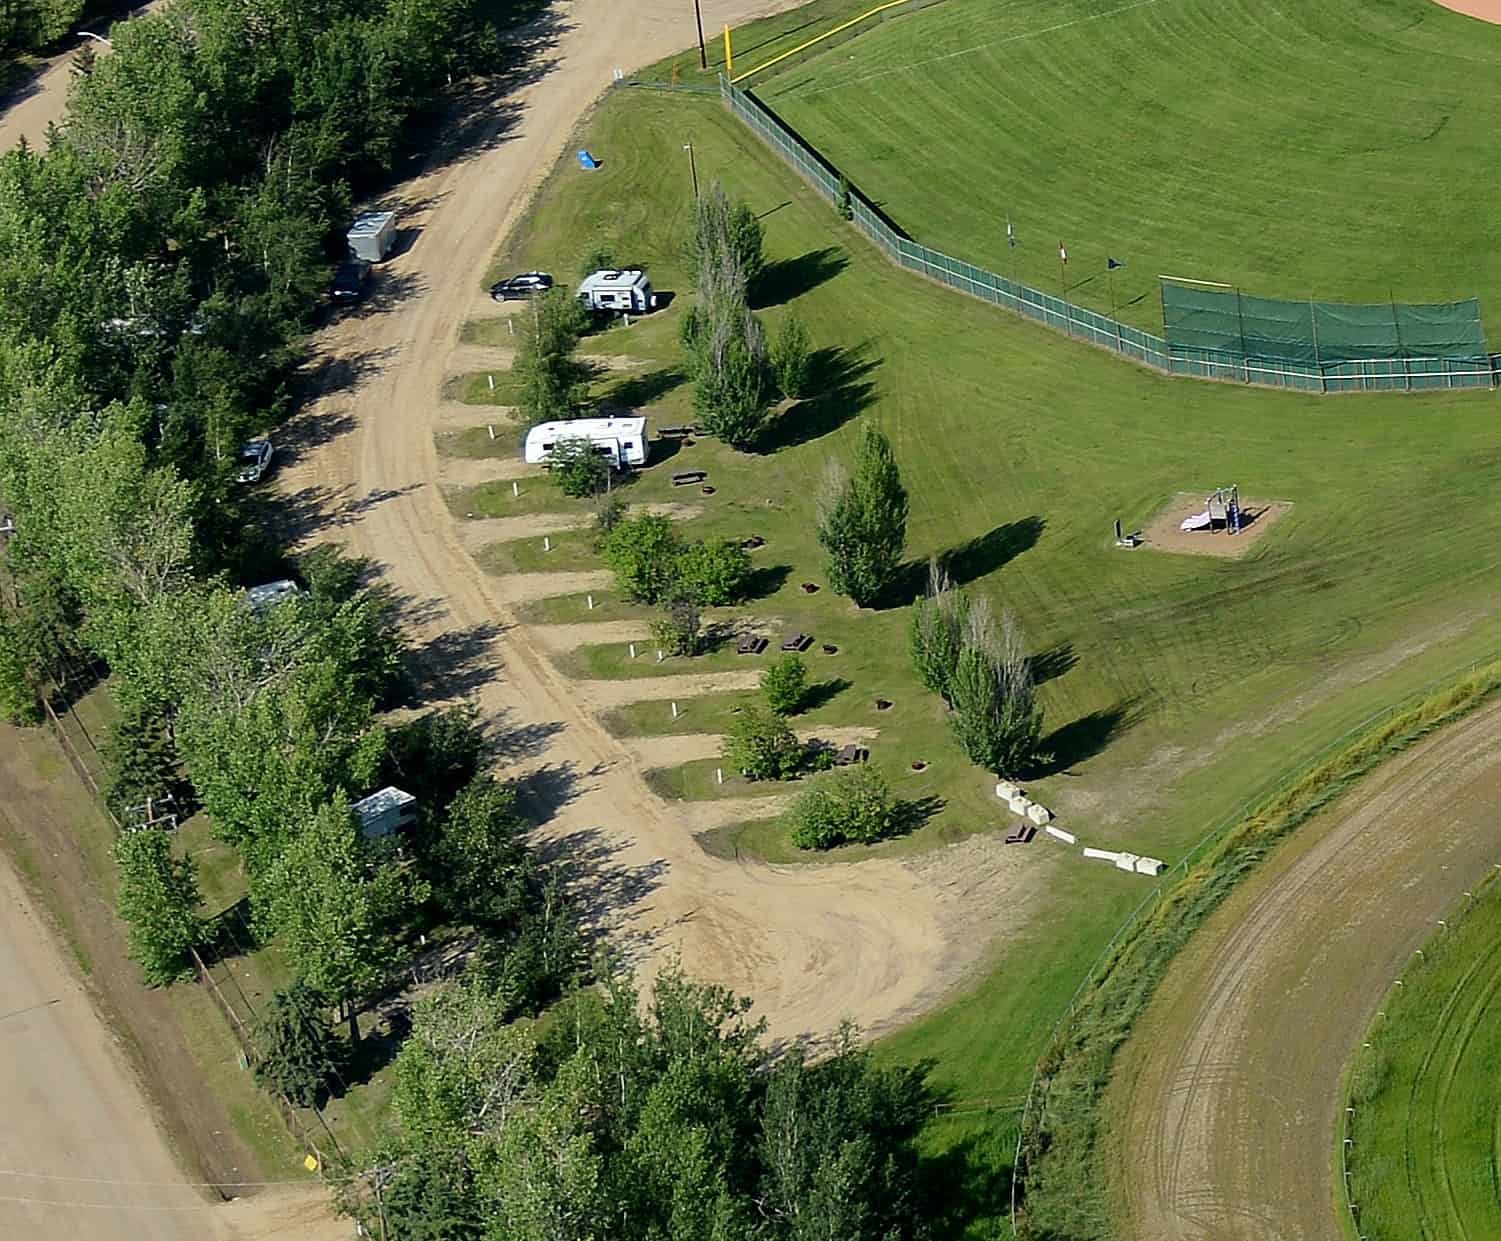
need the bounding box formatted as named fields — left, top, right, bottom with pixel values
left=753, top=0, right=1501, bottom=330
left=486, top=77, right=1501, bottom=1236
left=1346, top=876, right=1501, bottom=1241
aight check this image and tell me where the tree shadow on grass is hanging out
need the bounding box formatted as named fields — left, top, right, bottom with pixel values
left=601, top=365, right=686, bottom=411
left=752, top=246, right=849, bottom=309
left=1030, top=640, right=1077, bottom=686
left=916, top=1125, right=1017, bottom=1239
left=798, top=677, right=852, bottom=713
left=755, top=344, right=880, bottom=454
left=877, top=517, right=1047, bottom=609
left=892, top=794, right=945, bottom=835
left=943, top=516, right=1046, bottom=586
left=1030, top=695, right=1144, bottom=777
left=741, top=563, right=792, bottom=602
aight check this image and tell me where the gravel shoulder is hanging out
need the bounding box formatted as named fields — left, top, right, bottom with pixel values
left=1107, top=697, right=1501, bottom=1241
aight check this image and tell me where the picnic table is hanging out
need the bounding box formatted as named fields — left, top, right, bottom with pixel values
left=781, top=632, right=812, bottom=652
left=672, top=470, right=707, bottom=486
left=1004, top=823, right=1036, bottom=845
left=736, top=634, right=768, bottom=656
left=834, top=743, right=867, bottom=766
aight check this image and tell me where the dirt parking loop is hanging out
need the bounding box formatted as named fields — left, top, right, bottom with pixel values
left=1108, top=698, right=1501, bottom=1241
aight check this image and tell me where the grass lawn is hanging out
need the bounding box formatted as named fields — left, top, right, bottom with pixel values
left=1345, top=874, right=1501, bottom=1241
left=436, top=423, right=525, bottom=459
left=516, top=589, right=653, bottom=625
left=752, top=0, right=1501, bottom=330
left=487, top=78, right=1501, bottom=1237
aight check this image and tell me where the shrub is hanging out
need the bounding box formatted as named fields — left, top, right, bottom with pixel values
left=114, top=827, right=202, bottom=986
left=723, top=706, right=802, bottom=781
left=594, top=491, right=627, bottom=537
left=579, top=243, right=616, bottom=278
left=673, top=538, right=751, bottom=606
left=546, top=436, right=609, bottom=499
left=789, top=765, right=897, bottom=849
left=761, top=654, right=807, bottom=716
left=600, top=513, right=681, bottom=603
left=650, top=594, right=702, bottom=657
left=515, top=289, right=592, bottom=426
left=908, top=559, right=967, bottom=706
left=253, top=982, right=344, bottom=1107
left=772, top=315, right=812, bottom=399
left=0, top=613, right=39, bottom=725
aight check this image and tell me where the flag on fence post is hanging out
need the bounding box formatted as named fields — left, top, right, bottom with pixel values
left=1058, top=242, right=1071, bottom=336
left=1107, top=257, right=1124, bottom=330
left=1007, top=217, right=1016, bottom=248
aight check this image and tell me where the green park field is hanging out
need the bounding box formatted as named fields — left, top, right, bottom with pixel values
left=752, top=0, right=1501, bottom=330
left=469, top=14, right=1501, bottom=1229
left=1346, top=877, right=1501, bottom=1241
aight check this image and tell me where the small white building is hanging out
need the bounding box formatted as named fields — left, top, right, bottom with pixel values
left=353, top=786, right=418, bottom=841
left=577, top=268, right=654, bottom=314
left=347, top=211, right=398, bottom=263
left=524, top=416, right=649, bottom=468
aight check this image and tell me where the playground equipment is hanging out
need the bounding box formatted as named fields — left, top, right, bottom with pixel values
left=1180, top=484, right=1242, bottom=535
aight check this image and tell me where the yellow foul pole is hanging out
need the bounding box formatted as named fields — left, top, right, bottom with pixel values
left=724, top=24, right=734, bottom=77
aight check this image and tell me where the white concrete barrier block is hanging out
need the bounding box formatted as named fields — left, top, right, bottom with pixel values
left=1045, top=825, right=1078, bottom=845
left=1135, top=856, right=1167, bottom=876
left=1082, top=846, right=1119, bottom=862
left=1114, top=852, right=1141, bottom=873
left=995, top=780, right=1021, bottom=802
left=1027, top=803, right=1053, bottom=826
left=1008, top=795, right=1032, bottom=817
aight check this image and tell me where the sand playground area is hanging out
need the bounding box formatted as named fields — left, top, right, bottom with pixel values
left=1137, top=492, right=1292, bottom=558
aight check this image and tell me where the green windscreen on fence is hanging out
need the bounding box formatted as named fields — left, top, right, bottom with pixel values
left=1161, top=283, right=1487, bottom=364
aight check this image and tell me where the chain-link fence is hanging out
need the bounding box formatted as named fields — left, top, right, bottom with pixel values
left=721, top=77, right=1500, bottom=394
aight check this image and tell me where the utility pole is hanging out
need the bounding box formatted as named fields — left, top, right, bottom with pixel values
left=683, top=143, right=699, bottom=199
left=694, top=0, right=707, bottom=69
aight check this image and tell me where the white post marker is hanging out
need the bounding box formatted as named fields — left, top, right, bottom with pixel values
left=512, top=481, right=519, bottom=498
left=488, top=423, right=495, bottom=440
left=656, top=649, right=664, bottom=663
left=629, top=642, right=637, bottom=659
left=717, top=767, right=724, bottom=785
left=587, top=594, right=595, bottom=610
left=671, top=701, right=679, bottom=719
left=543, top=536, right=551, bottom=552
left=488, top=373, right=495, bottom=391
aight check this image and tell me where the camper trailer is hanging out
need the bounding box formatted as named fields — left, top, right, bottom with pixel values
left=347, top=211, right=398, bottom=262
left=353, top=786, right=417, bottom=842
left=576, top=269, right=655, bottom=315
left=524, top=417, right=650, bottom=469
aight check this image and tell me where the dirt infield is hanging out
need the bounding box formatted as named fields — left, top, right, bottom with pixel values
left=1107, top=697, right=1501, bottom=1241
left=1138, top=492, right=1291, bottom=558
left=1433, top=0, right=1501, bottom=24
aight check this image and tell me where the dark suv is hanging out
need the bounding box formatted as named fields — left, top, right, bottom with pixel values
left=331, top=258, right=372, bottom=304
left=490, top=272, right=554, bottom=301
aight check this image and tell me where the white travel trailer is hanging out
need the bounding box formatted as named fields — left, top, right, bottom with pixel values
left=576, top=268, right=655, bottom=314
left=524, top=417, right=650, bottom=469
left=347, top=211, right=398, bottom=262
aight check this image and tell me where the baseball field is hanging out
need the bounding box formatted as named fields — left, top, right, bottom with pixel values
left=753, top=0, right=1501, bottom=329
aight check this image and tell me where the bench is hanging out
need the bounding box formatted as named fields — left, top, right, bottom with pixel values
left=834, top=743, right=867, bottom=766
left=672, top=470, right=707, bottom=486
left=1004, top=823, right=1036, bottom=845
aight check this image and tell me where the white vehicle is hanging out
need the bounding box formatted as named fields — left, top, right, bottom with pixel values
left=347, top=211, right=398, bottom=263
left=236, top=438, right=275, bottom=483
left=576, top=268, right=655, bottom=315
left=243, top=579, right=304, bottom=614
left=524, top=417, right=649, bottom=469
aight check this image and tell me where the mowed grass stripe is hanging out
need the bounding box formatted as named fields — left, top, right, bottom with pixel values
left=1349, top=880, right=1501, bottom=1240
left=759, top=0, right=1501, bottom=327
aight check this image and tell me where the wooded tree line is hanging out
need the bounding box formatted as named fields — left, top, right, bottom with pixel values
left=0, top=0, right=87, bottom=60
left=0, top=0, right=574, bottom=1069
left=343, top=965, right=936, bottom=1241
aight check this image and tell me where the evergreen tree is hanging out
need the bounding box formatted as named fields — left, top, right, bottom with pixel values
left=253, top=981, right=344, bottom=1107
left=818, top=424, right=909, bottom=606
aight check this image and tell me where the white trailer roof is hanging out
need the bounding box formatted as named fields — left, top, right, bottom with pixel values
left=528, top=416, right=647, bottom=441
left=577, top=268, right=649, bottom=293
left=348, top=211, right=396, bottom=238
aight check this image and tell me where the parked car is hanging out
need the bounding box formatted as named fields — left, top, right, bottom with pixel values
left=236, top=439, right=275, bottom=484
left=243, top=579, right=305, bottom=614
left=331, top=257, right=372, bottom=305
left=490, top=272, right=554, bottom=301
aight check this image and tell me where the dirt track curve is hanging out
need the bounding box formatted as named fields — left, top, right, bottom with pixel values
left=274, top=0, right=1031, bottom=1048
left=1109, top=697, right=1501, bottom=1241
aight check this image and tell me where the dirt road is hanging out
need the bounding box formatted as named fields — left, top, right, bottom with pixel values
left=1108, top=698, right=1501, bottom=1241
left=278, top=0, right=1001, bottom=1048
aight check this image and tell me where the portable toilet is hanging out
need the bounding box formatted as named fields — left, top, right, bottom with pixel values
left=353, top=786, right=417, bottom=841
left=347, top=211, right=398, bottom=263
left=577, top=269, right=655, bottom=314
